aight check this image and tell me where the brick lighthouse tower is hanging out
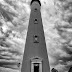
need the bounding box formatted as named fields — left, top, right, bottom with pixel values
left=21, top=0, right=50, bottom=72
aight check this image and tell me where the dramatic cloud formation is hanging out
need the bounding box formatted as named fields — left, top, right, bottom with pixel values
left=0, top=0, right=72, bottom=72
left=0, top=0, right=31, bottom=72
left=41, top=0, right=72, bottom=72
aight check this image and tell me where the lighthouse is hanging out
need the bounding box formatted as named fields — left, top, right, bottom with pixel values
left=21, top=0, right=50, bottom=72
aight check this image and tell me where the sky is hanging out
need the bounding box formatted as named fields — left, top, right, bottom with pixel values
left=0, top=0, right=72, bottom=72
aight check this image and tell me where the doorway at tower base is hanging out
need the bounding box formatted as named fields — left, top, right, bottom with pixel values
left=31, top=57, right=42, bottom=72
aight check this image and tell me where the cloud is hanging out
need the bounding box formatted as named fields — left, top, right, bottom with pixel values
left=48, top=55, right=57, bottom=65
left=54, top=63, right=66, bottom=72
left=66, top=61, right=72, bottom=66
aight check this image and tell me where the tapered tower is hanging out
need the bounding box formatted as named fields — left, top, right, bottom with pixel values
left=21, top=0, right=50, bottom=72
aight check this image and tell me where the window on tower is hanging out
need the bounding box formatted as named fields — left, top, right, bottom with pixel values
left=34, top=8, right=37, bottom=11
left=34, top=19, right=38, bottom=24
left=33, top=35, right=39, bottom=43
